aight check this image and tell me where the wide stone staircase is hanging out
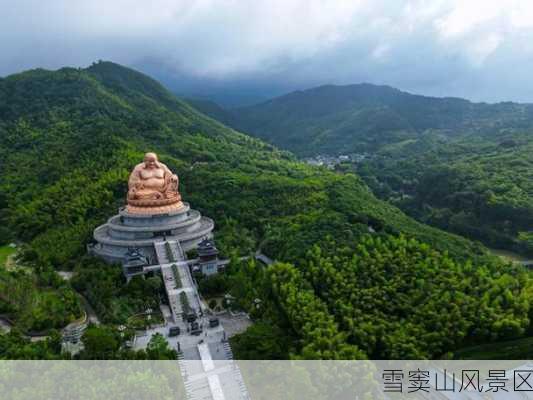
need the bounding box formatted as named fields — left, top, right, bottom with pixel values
left=154, top=240, right=184, bottom=264
left=152, top=239, right=249, bottom=400
left=154, top=242, right=169, bottom=264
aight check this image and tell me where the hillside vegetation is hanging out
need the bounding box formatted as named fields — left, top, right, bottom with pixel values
left=257, top=235, right=532, bottom=359
left=193, top=84, right=533, bottom=256
left=201, top=83, right=533, bottom=156
left=0, top=62, right=483, bottom=266
left=0, top=62, right=530, bottom=359
left=359, top=132, right=533, bottom=256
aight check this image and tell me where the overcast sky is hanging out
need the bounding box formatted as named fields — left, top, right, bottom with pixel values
left=3, top=0, right=533, bottom=104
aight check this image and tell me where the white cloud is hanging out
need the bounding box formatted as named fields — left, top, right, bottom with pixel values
left=371, top=44, right=390, bottom=61
left=467, top=33, right=503, bottom=67
left=434, top=1, right=504, bottom=39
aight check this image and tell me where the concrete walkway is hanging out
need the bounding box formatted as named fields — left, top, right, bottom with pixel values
left=132, top=240, right=249, bottom=399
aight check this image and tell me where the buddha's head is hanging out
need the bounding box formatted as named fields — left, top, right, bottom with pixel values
left=144, top=152, right=159, bottom=169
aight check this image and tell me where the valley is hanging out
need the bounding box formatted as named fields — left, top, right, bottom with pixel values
left=190, top=85, right=533, bottom=258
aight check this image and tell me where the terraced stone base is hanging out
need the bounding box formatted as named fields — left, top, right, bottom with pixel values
left=126, top=200, right=185, bottom=215
left=89, top=202, right=214, bottom=274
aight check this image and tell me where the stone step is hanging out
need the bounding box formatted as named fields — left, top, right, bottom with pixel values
left=154, top=242, right=169, bottom=264
left=168, top=240, right=185, bottom=261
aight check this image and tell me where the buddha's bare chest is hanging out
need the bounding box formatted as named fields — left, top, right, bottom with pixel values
left=140, top=168, right=165, bottom=180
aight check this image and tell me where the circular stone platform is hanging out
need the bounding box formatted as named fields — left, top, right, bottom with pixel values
left=89, top=202, right=214, bottom=265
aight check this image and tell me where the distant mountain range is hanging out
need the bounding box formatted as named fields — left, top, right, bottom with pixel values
left=185, top=83, right=533, bottom=257
left=187, top=83, right=533, bottom=156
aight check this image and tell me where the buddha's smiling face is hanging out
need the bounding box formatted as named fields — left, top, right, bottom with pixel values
left=144, top=153, right=158, bottom=169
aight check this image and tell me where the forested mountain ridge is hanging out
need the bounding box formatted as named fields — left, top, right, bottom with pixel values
left=193, top=83, right=533, bottom=156
left=1, top=62, right=530, bottom=360
left=187, top=84, right=533, bottom=257
left=184, top=97, right=237, bottom=127
left=0, top=62, right=484, bottom=264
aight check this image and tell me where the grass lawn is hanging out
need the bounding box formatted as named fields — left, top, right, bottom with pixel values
left=455, top=336, right=533, bottom=359
left=0, top=245, right=16, bottom=268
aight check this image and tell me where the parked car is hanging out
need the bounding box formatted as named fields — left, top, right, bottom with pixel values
left=190, top=322, right=202, bottom=336
left=186, top=312, right=197, bottom=323
left=168, top=326, right=180, bottom=337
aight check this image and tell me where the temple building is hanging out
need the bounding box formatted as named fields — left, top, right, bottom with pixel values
left=89, top=152, right=214, bottom=278
left=192, top=238, right=229, bottom=276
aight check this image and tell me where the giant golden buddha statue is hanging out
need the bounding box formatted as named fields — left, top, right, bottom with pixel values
left=126, top=152, right=184, bottom=214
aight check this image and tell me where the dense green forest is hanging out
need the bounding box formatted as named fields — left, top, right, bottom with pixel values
left=0, top=62, right=483, bottom=265
left=229, top=235, right=532, bottom=359
left=0, top=264, right=82, bottom=332
left=0, top=61, right=530, bottom=359
left=194, top=84, right=533, bottom=256
left=358, top=132, right=533, bottom=256
left=70, top=257, right=162, bottom=324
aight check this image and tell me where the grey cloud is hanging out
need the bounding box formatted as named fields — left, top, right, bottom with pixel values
left=3, top=0, right=533, bottom=105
